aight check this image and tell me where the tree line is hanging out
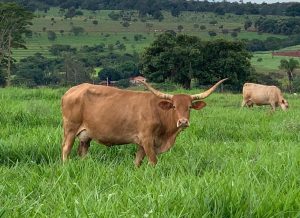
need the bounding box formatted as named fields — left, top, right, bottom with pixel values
left=245, top=35, right=300, bottom=52
left=254, top=17, right=300, bottom=35
left=3, top=0, right=300, bottom=18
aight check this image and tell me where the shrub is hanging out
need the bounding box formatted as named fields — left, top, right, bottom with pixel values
left=231, top=31, right=238, bottom=38
left=70, top=26, right=85, bottom=36
left=122, top=21, right=130, bottom=27
left=116, top=79, right=130, bottom=88
left=208, top=31, right=217, bottom=37
left=47, top=31, right=56, bottom=41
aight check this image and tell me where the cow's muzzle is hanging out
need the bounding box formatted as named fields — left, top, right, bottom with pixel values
left=177, top=118, right=190, bottom=128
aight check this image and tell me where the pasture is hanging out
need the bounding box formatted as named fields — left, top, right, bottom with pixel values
left=13, top=8, right=287, bottom=68
left=1, top=87, right=300, bottom=217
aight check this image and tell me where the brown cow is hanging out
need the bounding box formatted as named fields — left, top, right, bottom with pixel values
left=241, top=83, right=289, bottom=111
left=61, top=79, right=227, bottom=166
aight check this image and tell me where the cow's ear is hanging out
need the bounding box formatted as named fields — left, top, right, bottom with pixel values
left=159, top=101, right=173, bottom=110
left=192, top=101, right=206, bottom=110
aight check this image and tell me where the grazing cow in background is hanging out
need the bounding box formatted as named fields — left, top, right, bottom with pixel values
left=241, top=83, right=289, bottom=111
left=61, top=79, right=227, bottom=166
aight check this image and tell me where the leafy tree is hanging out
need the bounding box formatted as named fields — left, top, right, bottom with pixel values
left=116, top=79, right=130, bottom=88
left=0, top=65, right=5, bottom=86
left=0, top=3, right=33, bottom=86
left=145, top=23, right=153, bottom=32
left=177, top=25, right=184, bottom=32
left=122, top=21, right=130, bottom=27
left=222, top=29, right=229, bottom=34
left=99, top=68, right=121, bottom=82
left=171, top=7, right=180, bottom=17
left=244, top=20, right=252, bottom=30
left=117, top=61, right=139, bottom=79
left=279, top=58, right=299, bottom=93
left=108, top=11, right=120, bottom=20
left=231, top=31, right=238, bottom=38
left=64, top=7, right=82, bottom=19
left=215, top=7, right=225, bottom=15
left=286, top=4, right=300, bottom=16
left=14, top=53, right=61, bottom=87
left=47, top=30, right=56, bottom=41
left=153, top=10, right=164, bottom=21
left=63, top=53, right=92, bottom=85
left=208, top=31, right=217, bottom=37
left=70, top=26, right=84, bottom=36
left=134, top=34, right=144, bottom=41
left=200, top=25, right=206, bottom=30
left=140, top=33, right=204, bottom=89
left=197, top=40, right=253, bottom=90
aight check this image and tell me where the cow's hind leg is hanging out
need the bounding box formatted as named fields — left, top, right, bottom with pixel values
left=62, top=120, right=79, bottom=162
left=78, top=140, right=91, bottom=157
left=62, top=131, right=76, bottom=162
left=134, top=145, right=145, bottom=167
left=77, top=130, right=91, bottom=157
left=241, top=99, right=247, bottom=107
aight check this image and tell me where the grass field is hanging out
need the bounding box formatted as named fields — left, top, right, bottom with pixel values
left=12, top=8, right=287, bottom=62
left=1, top=87, right=300, bottom=217
left=252, top=52, right=300, bottom=74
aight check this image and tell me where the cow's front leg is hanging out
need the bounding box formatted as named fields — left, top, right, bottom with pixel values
left=270, top=102, right=276, bottom=111
left=142, top=139, right=157, bottom=166
left=134, top=145, right=145, bottom=167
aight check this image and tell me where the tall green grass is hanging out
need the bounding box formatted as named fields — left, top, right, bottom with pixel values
left=1, top=87, right=299, bottom=217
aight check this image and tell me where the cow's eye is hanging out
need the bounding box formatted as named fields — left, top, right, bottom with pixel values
left=172, top=105, right=176, bottom=109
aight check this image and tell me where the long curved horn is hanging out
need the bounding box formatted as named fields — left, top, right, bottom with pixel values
left=191, top=78, right=228, bottom=100
left=137, top=80, right=173, bottom=100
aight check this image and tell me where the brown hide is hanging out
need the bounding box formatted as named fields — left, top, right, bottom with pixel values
left=61, top=79, right=227, bottom=166
left=241, top=83, right=288, bottom=111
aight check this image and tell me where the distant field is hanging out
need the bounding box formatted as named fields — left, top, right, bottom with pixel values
left=1, top=87, right=299, bottom=217
left=252, top=52, right=300, bottom=74
left=13, top=9, right=287, bottom=61
left=13, top=32, right=154, bottom=60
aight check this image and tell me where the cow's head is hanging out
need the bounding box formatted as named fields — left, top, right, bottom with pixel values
left=138, top=79, right=228, bottom=128
left=280, top=98, right=289, bottom=110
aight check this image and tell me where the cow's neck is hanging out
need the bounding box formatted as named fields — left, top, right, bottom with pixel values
left=164, top=109, right=182, bottom=135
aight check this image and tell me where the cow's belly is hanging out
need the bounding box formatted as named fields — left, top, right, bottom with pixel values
left=77, top=126, right=138, bottom=146
left=250, top=96, right=270, bottom=105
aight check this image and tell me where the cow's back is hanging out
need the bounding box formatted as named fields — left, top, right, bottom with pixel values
left=62, top=83, right=126, bottom=123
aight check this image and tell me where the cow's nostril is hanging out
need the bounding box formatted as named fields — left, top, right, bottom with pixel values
left=177, top=119, right=190, bottom=127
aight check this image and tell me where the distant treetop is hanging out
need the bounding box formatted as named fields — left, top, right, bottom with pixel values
left=6, top=0, right=300, bottom=17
